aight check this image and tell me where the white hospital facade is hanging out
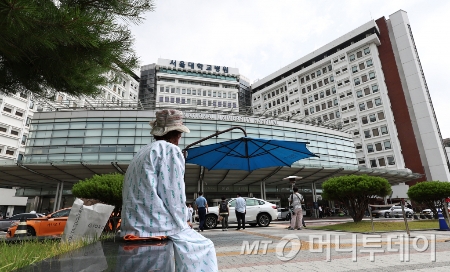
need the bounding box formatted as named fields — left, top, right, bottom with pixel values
left=251, top=10, right=450, bottom=185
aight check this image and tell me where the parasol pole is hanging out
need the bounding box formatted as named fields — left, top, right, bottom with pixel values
left=182, top=126, right=247, bottom=159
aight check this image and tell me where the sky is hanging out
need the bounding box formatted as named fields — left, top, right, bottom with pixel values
left=130, top=0, right=450, bottom=137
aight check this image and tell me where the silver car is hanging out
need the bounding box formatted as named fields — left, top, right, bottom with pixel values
left=0, top=213, right=44, bottom=231
left=371, top=206, right=413, bottom=218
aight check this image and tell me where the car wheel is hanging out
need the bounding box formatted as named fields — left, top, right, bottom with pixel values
left=406, top=212, right=412, bottom=218
left=249, top=223, right=257, bottom=227
left=27, top=226, right=36, bottom=236
left=384, top=212, right=390, bottom=218
left=204, top=215, right=217, bottom=229
left=257, top=213, right=271, bottom=227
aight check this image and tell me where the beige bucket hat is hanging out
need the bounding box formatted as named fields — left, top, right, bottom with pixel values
left=150, top=109, right=190, bottom=136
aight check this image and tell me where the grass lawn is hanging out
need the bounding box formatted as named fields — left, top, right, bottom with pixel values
left=0, top=234, right=114, bottom=272
left=312, top=220, right=440, bottom=232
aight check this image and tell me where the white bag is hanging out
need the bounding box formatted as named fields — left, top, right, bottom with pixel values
left=62, top=198, right=114, bottom=243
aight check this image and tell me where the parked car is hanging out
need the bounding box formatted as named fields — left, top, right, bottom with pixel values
left=422, top=208, right=450, bottom=216
left=0, top=213, right=44, bottom=231
left=203, top=198, right=278, bottom=229
left=277, top=208, right=290, bottom=220
left=7, top=208, right=71, bottom=237
left=371, top=205, right=413, bottom=218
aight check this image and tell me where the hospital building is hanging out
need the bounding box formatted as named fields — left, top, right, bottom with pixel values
left=0, top=10, right=448, bottom=214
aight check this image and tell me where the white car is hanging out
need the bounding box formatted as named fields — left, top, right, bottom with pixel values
left=203, top=198, right=278, bottom=229
left=371, top=205, right=413, bottom=218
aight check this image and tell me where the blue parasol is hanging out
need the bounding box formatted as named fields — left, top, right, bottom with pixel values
left=185, top=136, right=318, bottom=172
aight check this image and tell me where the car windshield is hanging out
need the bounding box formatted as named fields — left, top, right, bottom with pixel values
left=51, top=209, right=71, bottom=218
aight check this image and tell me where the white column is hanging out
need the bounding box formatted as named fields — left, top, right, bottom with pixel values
left=53, top=182, right=60, bottom=212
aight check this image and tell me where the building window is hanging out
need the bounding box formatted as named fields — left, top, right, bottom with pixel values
left=364, top=47, right=370, bottom=55
left=369, top=72, right=376, bottom=80
left=165, top=97, right=169, bottom=102
left=377, top=111, right=385, bottom=120
left=384, top=141, right=392, bottom=150
left=364, top=130, right=371, bottom=138
left=15, top=111, right=23, bottom=117
left=0, top=126, right=6, bottom=133
left=358, top=158, right=365, bottom=164
left=327, top=101, right=332, bottom=108
left=332, top=87, right=336, bottom=94
left=197, top=100, right=202, bottom=106
left=301, top=78, right=305, bottom=84
left=304, top=109, right=309, bottom=116
left=328, top=65, right=332, bottom=71
left=330, top=76, right=334, bottom=82
left=378, top=158, right=386, bottom=167
left=3, top=107, right=12, bottom=113
left=317, top=70, right=321, bottom=76
left=352, top=66, right=358, bottom=73
left=359, top=63, right=365, bottom=70
left=336, top=111, right=340, bottom=118
left=6, top=150, right=14, bottom=156
left=366, top=59, right=373, bottom=67
left=159, top=86, right=164, bottom=92
left=311, top=73, right=315, bottom=79
left=362, top=87, right=370, bottom=96
left=367, top=101, right=373, bottom=109
left=362, top=116, right=368, bottom=124
left=369, top=114, right=376, bottom=122
left=187, top=89, right=192, bottom=95
left=356, top=90, right=363, bottom=98
left=182, top=98, right=186, bottom=104
left=171, top=88, right=176, bottom=93
left=176, top=97, right=180, bottom=104
left=159, top=97, right=163, bottom=102
left=29, top=100, right=34, bottom=109
left=375, top=143, right=382, bottom=151
left=354, top=78, right=360, bottom=86
left=329, top=112, right=334, bottom=119
left=21, top=135, right=27, bottom=145
left=333, top=98, right=338, bottom=106
left=357, top=51, right=362, bottom=58
left=387, top=156, right=395, bottom=165
left=349, top=54, right=355, bottom=61
left=18, top=154, right=23, bottom=161
left=380, top=126, right=388, bottom=135
left=367, top=144, right=374, bottom=153
left=370, top=159, right=377, bottom=168
left=175, top=88, right=180, bottom=94
left=372, top=128, right=379, bottom=137
left=362, top=75, right=368, bottom=82
left=170, top=97, right=175, bottom=103
left=316, top=105, right=320, bottom=112
left=310, top=107, right=315, bottom=114
left=165, top=87, right=170, bottom=93
left=359, top=103, right=365, bottom=111
left=321, top=103, right=326, bottom=110
left=374, top=98, right=381, bottom=106
left=11, top=130, right=19, bottom=136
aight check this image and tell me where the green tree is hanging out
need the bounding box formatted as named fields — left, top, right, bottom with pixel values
left=0, top=0, right=154, bottom=98
left=322, top=175, right=391, bottom=222
left=72, top=173, right=124, bottom=214
left=407, top=181, right=450, bottom=219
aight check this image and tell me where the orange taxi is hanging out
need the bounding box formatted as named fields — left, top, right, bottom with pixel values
left=7, top=208, right=71, bottom=238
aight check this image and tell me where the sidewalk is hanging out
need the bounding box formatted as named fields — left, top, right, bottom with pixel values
left=200, top=223, right=450, bottom=271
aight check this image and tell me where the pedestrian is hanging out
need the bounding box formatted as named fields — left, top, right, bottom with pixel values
left=187, top=204, right=194, bottom=224
left=235, top=193, right=246, bottom=230
left=318, top=206, right=323, bottom=218
left=120, top=109, right=218, bottom=271
left=288, top=187, right=304, bottom=230
left=219, top=196, right=229, bottom=231
left=195, top=192, right=209, bottom=232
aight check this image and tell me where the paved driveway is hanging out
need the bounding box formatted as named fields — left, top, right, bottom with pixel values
left=201, top=221, right=450, bottom=271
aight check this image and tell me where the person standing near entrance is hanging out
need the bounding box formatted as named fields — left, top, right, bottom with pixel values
left=187, top=204, right=194, bottom=224
left=195, top=192, right=208, bottom=232
left=288, top=187, right=304, bottom=230
left=219, top=196, right=229, bottom=231
left=235, top=193, right=246, bottom=230
left=121, top=109, right=217, bottom=271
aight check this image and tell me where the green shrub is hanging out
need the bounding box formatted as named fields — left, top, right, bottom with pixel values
left=322, top=175, right=391, bottom=222
left=72, top=173, right=124, bottom=213
left=407, top=181, right=450, bottom=218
